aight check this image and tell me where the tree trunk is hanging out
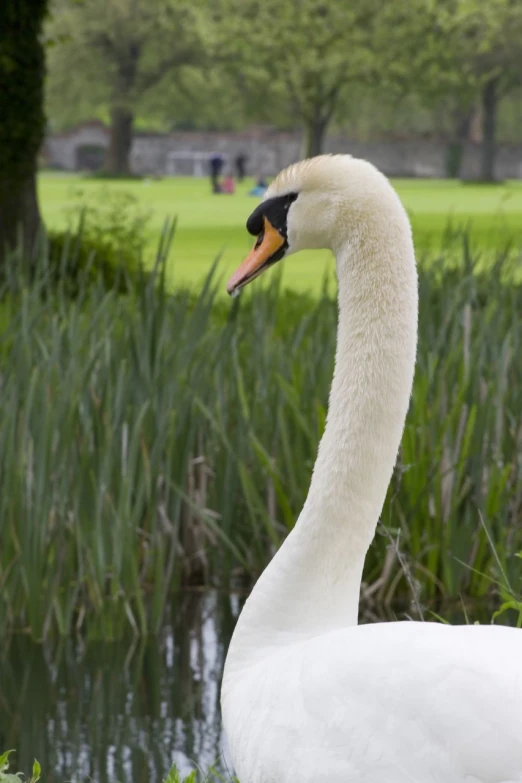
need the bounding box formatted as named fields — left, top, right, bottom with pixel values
left=106, top=49, right=139, bottom=176
left=0, top=173, right=41, bottom=262
left=445, top=111, right=472, bottom=179
left=303, top=117, right=328, bottom=158
left=106, top=107, right=134, bottom=175
left=0, top=0, right=47, bottom=266
left=480, top=79, right=498, bottom=183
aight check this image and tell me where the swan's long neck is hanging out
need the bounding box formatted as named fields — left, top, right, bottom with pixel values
left=224, top=192, right=418, bottom=676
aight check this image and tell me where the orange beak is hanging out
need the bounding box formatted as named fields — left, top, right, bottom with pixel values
left=227, top=216, right=285, bottom=296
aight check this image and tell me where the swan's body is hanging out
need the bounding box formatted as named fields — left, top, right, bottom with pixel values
left=222, top=155, right=522, bottom=783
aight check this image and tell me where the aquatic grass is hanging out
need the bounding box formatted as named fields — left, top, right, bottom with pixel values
left=0, top=750, right=232, bottom=783
left=163, top=765, right=238, bottom=783
left=0, top=751, right=40, bottom=783
left=0, top=236, right=521, bottom=639
left=164, top=768, right=197, bottom=783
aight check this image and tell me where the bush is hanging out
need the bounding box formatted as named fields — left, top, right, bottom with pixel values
left=44, top=189, right=155, bottom=296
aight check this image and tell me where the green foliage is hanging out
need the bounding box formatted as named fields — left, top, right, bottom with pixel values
left=0, top=233, right=521, bottom=639
left=45, top=0, right=209, bottom=162
left=43, top=0, right=522, bottom=155
left=164, top=766, right=197, bottom=783
left=43, top=189, right=153, bottom=296
left=378, top=0, right=522, bottom=163
left=0, top=751, right=40, bottom=783
left=371, top=0, right=522, bottom=103
left=215, top=0, right=382, bottom=154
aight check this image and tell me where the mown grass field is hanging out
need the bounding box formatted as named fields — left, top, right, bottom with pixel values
left=38, top=173, right=522, bottom=292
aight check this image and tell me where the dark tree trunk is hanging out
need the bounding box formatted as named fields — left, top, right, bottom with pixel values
left=445, top=111, right=472, bottom=179
left=303, top=117, right=328, bottom=158
left=480, top=79, right=498, bottom=182
left=0, top=0, right=48, bottom=266
left=107, top=108, right=134, bottom=175
left=106, top=49, right=139, bottom=176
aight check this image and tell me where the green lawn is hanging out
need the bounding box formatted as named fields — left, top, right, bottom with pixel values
left=38, top=173, right=522, bottom=293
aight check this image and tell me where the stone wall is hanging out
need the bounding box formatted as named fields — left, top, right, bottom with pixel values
left=43, top=121, right=522, bottom=179
left=44, top=121, right=111, bottom=171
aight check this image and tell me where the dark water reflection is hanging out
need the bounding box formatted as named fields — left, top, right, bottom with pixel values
left=0, top=591, right=239, bottom=783
left=0, top=591, right=518, bottom=782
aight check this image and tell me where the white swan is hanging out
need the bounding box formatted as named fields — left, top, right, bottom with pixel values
left=221, top=155, right=522, bottom=783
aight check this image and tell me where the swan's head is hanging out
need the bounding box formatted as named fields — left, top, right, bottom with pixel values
left=226, top=154, right=395, bottom=296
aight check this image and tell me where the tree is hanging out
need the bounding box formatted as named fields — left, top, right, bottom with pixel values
left=458, top=0, right=522, bottom=181
left=379, top=0, right=522, bottom=181
left=372, top=0, right=474, bottom=178
left=214, top=0, right=383, bottom=158
left=47, top=0, right=208, bottom=174
left=0, top=0, right=48, bottom=265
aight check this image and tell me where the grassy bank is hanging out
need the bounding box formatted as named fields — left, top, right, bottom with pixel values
left=38, top=173, right=522, bottom=292
left=0, top=235, right=521, bottom=640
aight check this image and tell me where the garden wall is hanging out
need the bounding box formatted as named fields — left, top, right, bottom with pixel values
left=43, top=121, right=522, bottom=179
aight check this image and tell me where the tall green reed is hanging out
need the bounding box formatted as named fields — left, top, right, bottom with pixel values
left=0, top=235, right=521, bottom=639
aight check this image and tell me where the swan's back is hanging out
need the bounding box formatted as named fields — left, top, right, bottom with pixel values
left=223, top=622, right=522, bottom=783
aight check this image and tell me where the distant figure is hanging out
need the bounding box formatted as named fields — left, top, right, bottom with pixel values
left=235, top=153, right=247, bottom=182
left=209, top=152, right=225, bottom=193
left=248, top=174, right=268, bottom=197
left=222, top=174, right=236, bottom=194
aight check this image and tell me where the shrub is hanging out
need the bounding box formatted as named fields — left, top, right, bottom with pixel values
left=44, top=189, right=155, bottom=296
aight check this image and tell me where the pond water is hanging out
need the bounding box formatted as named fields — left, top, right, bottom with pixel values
left=0, top=591, right=517, bottom=782
left=0, top=592, right=238, bottom=783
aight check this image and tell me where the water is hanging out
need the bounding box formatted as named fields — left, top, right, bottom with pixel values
left=0, top=592, right=239, bottom=783
left=0, top=591, right=517, bottom=782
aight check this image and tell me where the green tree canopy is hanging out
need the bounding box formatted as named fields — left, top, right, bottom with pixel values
left=44, top=0, right=522, bottom=177
left=46, top=0, right=209, bottom=173
left=379, top=0, right=522, bottom=179
left=214, top=0, right=384, bottom=157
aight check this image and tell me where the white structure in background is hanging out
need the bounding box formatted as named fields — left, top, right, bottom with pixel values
left=166, top=151, right=218, bottom=176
